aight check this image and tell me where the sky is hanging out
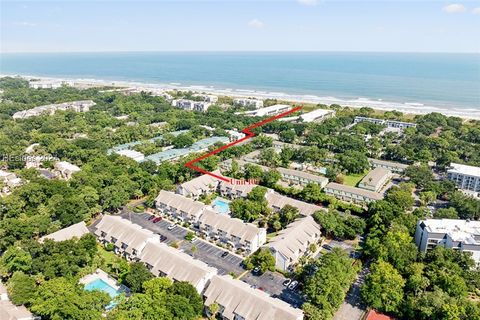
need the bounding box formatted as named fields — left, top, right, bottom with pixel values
left=1, top=0, right=480, bottom=53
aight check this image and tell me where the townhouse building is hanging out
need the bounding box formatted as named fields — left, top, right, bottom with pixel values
left=277, top=167, right=328, bottom=188
left=265, top=216, right=322, bottom=272
left=265, top=191, right=323, bottom=216
left=368, top=158, right=409, bottom=173
left=155, top=190, right=206, bottom=223
left=324, top=182, right=384, bottom=205
left=358, top=167, right=393, bottom=192
left=242, top=104, right=292, bottom=117
left=39, top=221, right=89, bottom=243
left=353, top=116, right=417, bottom=129
left=177, top=172, right=220, bottom=200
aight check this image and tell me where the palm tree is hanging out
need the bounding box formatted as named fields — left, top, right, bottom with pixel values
left=208, top=303, right=219, bottom=320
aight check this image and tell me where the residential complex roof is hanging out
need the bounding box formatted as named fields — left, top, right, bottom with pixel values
left=277, top=167, right=328, bottom=185
left=203, top=275, right=303, bottom=320
left=420, top=219, right=480, bottom=245
left=448, top=163, right=480, bottom=177
left=265, top=192, right=323, bottom=216
left=299, top=108, right=334, bottom=122
left=178, top=171, right=220, bottom=196
left=368, top=158, right=408, bottom=170
left=359, top=167, right=391, bottom=189
left=155, top=190, right=205, bottom=218
left=0, top=301, right=35, bottom=320
left=325, top=182, right=384, bottom=200
left=40, top=221, right=89, bottom=243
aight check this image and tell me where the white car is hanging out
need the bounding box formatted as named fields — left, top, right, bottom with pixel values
left=167, top=224, right=176, bottom=231
left=288, top=280, right=299, bottom=290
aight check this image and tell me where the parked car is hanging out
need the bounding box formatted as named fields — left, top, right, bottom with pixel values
left=288, top=280, right=299, bottom=290
left=159, top=235, right=167, bottom=242
left=283, top=279, right=292, bottom=286
left=221, top=251, right=229, bottom=258
left=153, top=217, right=162, bottom=223
left=147, top=215, right=155, bottom=221
left=322, top=244, right=333, bottom=251
left=252, top=266, right=261, bottom=275
left=167, top=224, right=176, bottom=230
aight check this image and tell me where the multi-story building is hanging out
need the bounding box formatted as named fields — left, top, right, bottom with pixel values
left=115, top=149, right=145, bottom=162
left=233, top=98, right=264, bottom=109
left=447, top=163, right=480, bottom=193
left=53, top=161, right=81, bottom=180
left=299, top=108, right=335, bottom=122
left=94, top=215, right=157, bottom=261
left=266, top=216, right=322, bottom=271
left=203, top=275, right=303, bottom=320
left=368, top=158, right=409, bottom=173
left=265, top=191, right=323, bottom=216
left=218, top=181, right=256, bottom=199
left=155, top=190, right=206, bottom=223
left=241, top=104, right=292, bottom=117
left=177, top=172, right=220, bottom=200
left=415, top=219, right=480, bottom=266
left=13, top=100, right=95, bottom=119
left=0, top=170, right=22, bottom=195
left=353, top=116, right=417, bottom=129
left=324, top=182, right=384, bottom=204
left=139, top=240, right=217, bottom=293
left=197, top=209, right=266, bottom=254
left=192, top=94, right=218, bottom=103
left=277, top=167, right=328, bottom=188
left=1, top=282, right=38, bottom=320
left=358, top=167, right=393, bottom=192
left=39, top=221, right=89, bottom=243
left=172, top=99, right=212, bottom=112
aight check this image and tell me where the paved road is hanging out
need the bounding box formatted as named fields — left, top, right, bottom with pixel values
left=333, top=264, right=369, bottom=320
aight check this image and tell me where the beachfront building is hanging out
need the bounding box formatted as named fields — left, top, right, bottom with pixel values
left=265, top=191, right=323, bottom=216
left=242, top=104, right=292, bottom=117
left=94, top=215, right=157, bottom=261
left=39, top=221, right=90, bottom=243
left=353, top=116, right=417, bottom=129
left=266, top=216, right=322, bottom=272
left=277, top=167, right=329, bottom=188
left=171, top=99, right=211, bottom=112
left=203, top=275, right=303, bottom=320
left=233, top=98, right=264, bottom=109
left=415, top=219, right=480, bottom=266
left=368, top=158, right=409, bottom=173
left=53, top=161, right=81, bottom=180
left=115, top=149, right=145, bottom=162
left=0, top=282, right=38, bottom=320
left=324, top=182, right=384, bottom=205
left=139, top=240, right=217, bottom=293
left=358, top=167, right=393, bottom=192
left=155, top=190, right=206, bottom=223
left=299, top=108, right=335, bottom=123
left=0, top=170, right=22, bottom=195
left=197, top=209, right=267, bottom=254
left=176, top=172, right=220, bottom=200
left=447, top=163, right=480, bottom=193
left=13, top=100, right=95, bottom=119
left=193, top=94, right=218, bottom=103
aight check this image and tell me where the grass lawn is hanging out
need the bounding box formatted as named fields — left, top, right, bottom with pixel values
left=343, top=172, right=366, bottom=187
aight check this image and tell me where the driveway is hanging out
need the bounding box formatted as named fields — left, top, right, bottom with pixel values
left=333, top=263, right=369, bottom=320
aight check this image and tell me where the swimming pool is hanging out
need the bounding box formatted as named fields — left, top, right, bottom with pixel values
left=84, top=278, right=122, bottom=310
left=212, top=198, right=230, bottom=214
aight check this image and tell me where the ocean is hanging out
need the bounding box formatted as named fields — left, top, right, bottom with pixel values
left=1, top=52, right=479, bottom=114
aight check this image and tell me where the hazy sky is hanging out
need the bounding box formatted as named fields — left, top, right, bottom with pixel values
left=1, top=0, right=480, bottom=53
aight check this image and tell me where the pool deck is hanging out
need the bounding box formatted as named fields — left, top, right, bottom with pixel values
left=80, top=269, right=129, bottom=296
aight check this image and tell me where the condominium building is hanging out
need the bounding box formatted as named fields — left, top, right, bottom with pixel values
left=115, top=149, right=145, bottom=162
left=299, top=109, right=335, bottom=123
left=13, top=100, right=95, bottom=119
left=139, top=240, right=217, bottom=293
left=353, top=116, right=417, bottom=129
left=277, top=167, right=328, bottom=188
left=192, top=94, right=218, bottom=103
left=1, top=282, right=38, bottom=320
left=225, top=130, right=246, bottom=142
left=39, top=221, right=89, bottom=243
left=218, top=181, right=256, bottom=199
left=197, top=209, right=267, bottom=254
left=358, top=168, right=393, bottom=192
left=233, top=98, right=264, bottom=109
left=177, top=172, right=220, bottom=200
left=53, top=161, right=81, bottom=180
left=447, top=163, right=480, bottom=193
left=203, top=275, right=303, bottom=320
left=266, top=216, right=322, bottom=271
left=265, top=191, right=323, bottom=216
left=368, top=158, right=409, bottom=173
left=242, top=104, right=292, bottom=117
left=155, top=190, right=206, bottom=223
left=172, top=99, right=212, bottom=112
left=324, top=182, right=384, bottom=204
left=415, top=219, right=480, bottom=266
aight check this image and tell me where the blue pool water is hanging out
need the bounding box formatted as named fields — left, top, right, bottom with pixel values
left=84, top=278, right=121, bottom=309
left=212, top=198, right=230, bottom=214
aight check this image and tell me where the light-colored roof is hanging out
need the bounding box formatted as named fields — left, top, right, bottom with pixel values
left=300, top=109, right=334, bottom=122
left=368, top=158, right=408, bottom=169
left=116, top=149, right=145, bottom=161
left=218, top=181, right=256, bottom=197
left=359, top=168, right=391, bottom=189
left=265, top=192, right=323, bottom=216
left=277, top=167, right=328, bottom=184
left=325, top=182, right=384, bottom=200
left=266, top=216, right=321, bottom=263
left=40, top=221, right=89, bottom=243
left=203, top=275, right=303, bottom=320
left=179, top=172, right=220, bottom=196
left=155, top=190, right=206, bottom=218
left=0, top=300, right=35, bottom=320
left=94, top=215, right=156, bottom=255
left=198, top=209, right=264, bottom=243
left=54, top=161, right=81, bottom=172
left=448, top=163, right=480, bottom=177
left=420, top=219, right=480, bottom=245
left=139, top=240, right=216, bottom=289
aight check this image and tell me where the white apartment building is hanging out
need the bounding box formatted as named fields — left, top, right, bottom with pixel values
left=193, top=94, right=218, bottom=103
left=203, top=275, right=303, bottom=320
left=277, top=167, right=329, bottom=189
left=155, top=190, right=206, bottom=223
left=415, top=219, right=480, bottom=266
left=324, top=182, right=384, bottom=205
left=447, top=163, right=480, bottom=193
left=139, top=240, right=217, bottom=293
left=172, top=99, right=194, bottom=110
left=354, top=116, right=417, bottom=129
left=358, top=167, right=393, bottom=192
left=13, top=100, right=95, bottom=119
left=39, top=221, right=89, bottom=243
left=242, top=104, right=292, bottom=117
left=53, top=161, right=81, bottom=180
left=94, top=215, right=157, bottom=261
left=225, top=130, right=246, bottom=142
left=233, top=98, right=264, bottom=109
left=176, top=172, right=220, bottom=200
left=265, top=191, right=323, bottom=216
left=218, top=181, right=256, bottom=199
left=197, top=209, right=267, bottom=254
left=266, top=216, right=322, bottom=271
left=299, top=109, right=335, bottom=123
left=368, top=158, right=408, bottom=173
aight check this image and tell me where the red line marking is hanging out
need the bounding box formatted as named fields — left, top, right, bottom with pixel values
left=185, top=106, right=302, bottom=183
